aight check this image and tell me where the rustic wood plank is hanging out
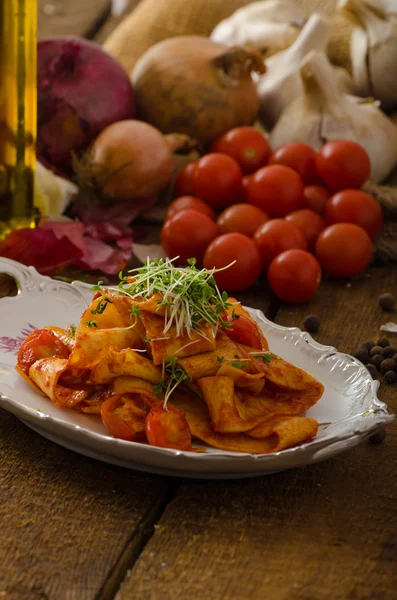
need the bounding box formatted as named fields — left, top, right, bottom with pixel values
left=0, top=409, right=176, bottom=600
left=115, top=266, right=397, bottom=600
left=38, top=0, right=111, bottom=40
left=94, top=0, right=142, bottom=45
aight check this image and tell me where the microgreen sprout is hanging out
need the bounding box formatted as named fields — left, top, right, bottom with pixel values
left=66, top=324, right=77, bottom=342
left=250, top=352, right=276, bottom=363
left=154, top=355, right=192, bottom=408
left=231, top=361, right=249, bottom=370
left=86, top=320, right=98, bottom=328
left=91, top=297, right=112, bottom=315
left=106, top=257, right=237, bottom=338
left=216, top=355, right=224, bottom=364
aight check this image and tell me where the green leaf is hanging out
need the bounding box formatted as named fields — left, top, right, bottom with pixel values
left=231, top=361, right=249, bottom=369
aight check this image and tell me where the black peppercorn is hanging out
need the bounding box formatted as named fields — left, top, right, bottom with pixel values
left=385, top=371, right=397, bottom=384
left=370, top=345, right=384, bottom=357
left=380, top=358, right=397, bottom=375
left=369, top=429, right=387, bottom=444
left=371, top=355, right=384, bottom=369
left=362, top=340, right=376, bottom=350
left=381, top=346, right=396, bottom=358
left=378, top=293, right=396, bottom=312
left=365, top=364, right=378, bottom=379
left=353, top=346, right=369, bottom=363
left=392, top=354, right=397, bottom=363
left=304, top=315, right=320, bottom=333
left=377, top=338, right=390, bottom=348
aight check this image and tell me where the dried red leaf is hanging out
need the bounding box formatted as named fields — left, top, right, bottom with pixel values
left=0, top=228, right=82, bottom=276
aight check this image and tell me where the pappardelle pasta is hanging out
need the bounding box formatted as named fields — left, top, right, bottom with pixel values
left=16, top=258, right=324, bottom=453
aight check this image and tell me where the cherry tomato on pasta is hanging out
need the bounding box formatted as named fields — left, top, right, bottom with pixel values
left=17, top=329, right=69, bottom=375
left=268, top=249, right=322, bottom=304
left=203, top=233, right=262, bottom=291
left=324, top=189, right=383, bottom=239
left=253, top=219, right=307, bottom=270
left=165, top=196, right=216, bottom=221
left=285, top=208, right=326, bottom=251
left=210, top=126, right=271, bottom=175
left=315, top=223, right=373, bottom=277
left=269, top=143, right=317, bottom=184
left=217, top=203, right=269, bottom=237
left=222, top=314, right=262, bottom=349
left=145, top=401, right=192, bottom=450
left=193, top=153, right=243, bottom=209
left=161, top=209, right=219, bottom=265
left=303, top=185, right=331, bottom=214
left=174, top=162, right=197, bottom=197
left=316, top=140, right=371, bottom=192
left=246, top=165, right=304, bottom=217
left=101, top=394, right=146, bottom=442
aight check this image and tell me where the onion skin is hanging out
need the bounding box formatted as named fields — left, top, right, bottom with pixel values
left=90, top=120, right=173, bottom=201
left=131, top=36, right=264, bottom=145
left=38, top=37, right=136, bottom=173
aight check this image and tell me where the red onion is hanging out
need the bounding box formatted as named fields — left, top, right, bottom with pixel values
left=38, top=37, right=136, bottom=174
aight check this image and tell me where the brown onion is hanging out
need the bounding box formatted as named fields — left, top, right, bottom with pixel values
left=131, top=36, right=265, bottom=145
left=89, top=120, right=173, bottom=201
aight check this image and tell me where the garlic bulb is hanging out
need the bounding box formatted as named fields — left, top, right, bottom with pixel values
left=270, top=51, right=397, bottom=183
left=338, top=0, right=397, bottom=110
left=210, top=0, right=306, bottom=58
left=257, top=13, right=353, bottom=129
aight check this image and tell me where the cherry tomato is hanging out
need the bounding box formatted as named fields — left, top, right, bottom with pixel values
left=269, top=143, right=317, bottom=184
left=203, top=233, right=262, bottom=291
left=285, top=208, right=326, bottom=251
left=268, top=249, right=322, bottom=304
left=145, top=401, right=192, bottom=451
left=210, top=126, right=271, bottom=175
left=161, top=209, right=219, bottom=266
left=193, top=153, right=243, bottom=209
left=246, top=165, right=304, bottom=217
left=303, top=185, right=331, bottom=214
left=253, top=219, right=307, bottom=270
left=101, top=394, right=146, bottom=442
left=222, top=314, right=262, bottom=349
left=324, top=189, right=383, bottom=239
left=165, top=196, right=216, bottom=221
left=17, top=329, right=70, bottom=375
left=174, top=162, right=197, bottom=197
left=217, top=204, right=269, bottom=237
left=315, top=223, right=373, bottom=277
left=316, top=140, right=371, bottom=192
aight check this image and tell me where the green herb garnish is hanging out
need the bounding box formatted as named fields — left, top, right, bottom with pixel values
left=231, top=361, right=249, bottom=370
left=86, top=320, right=98, bottom=328
left=66, top=324, right=77, bottom=343
left=252, top=352, right=276, bottom=363
left=216, top=355, right=224, bottom=364
left=91, top=297, right=111, bottom=315
left=154, top=355, right=192, bottom=407
left=112, top=257, right=236, bottom=338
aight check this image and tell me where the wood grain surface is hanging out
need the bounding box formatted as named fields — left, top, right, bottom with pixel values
left=114, top=265, right=397, bottom=600
left=0, top=408, right=176, bottom=600
left=38, top=0, right=111, bottom=40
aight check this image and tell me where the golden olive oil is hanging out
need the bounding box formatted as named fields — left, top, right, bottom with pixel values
left=0, top=0, right=37, bottom=239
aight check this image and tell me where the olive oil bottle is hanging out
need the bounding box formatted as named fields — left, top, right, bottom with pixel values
left=0, top=0, right=37, bottom=240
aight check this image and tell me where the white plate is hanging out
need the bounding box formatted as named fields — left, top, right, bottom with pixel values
left=0, top=257, right=394, bottom=479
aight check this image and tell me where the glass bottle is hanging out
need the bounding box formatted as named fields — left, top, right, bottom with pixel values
left=0, top=0, right=37, bottom=240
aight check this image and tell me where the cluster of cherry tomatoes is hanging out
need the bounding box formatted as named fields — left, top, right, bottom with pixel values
left=161, top=127, right=383, bottom=303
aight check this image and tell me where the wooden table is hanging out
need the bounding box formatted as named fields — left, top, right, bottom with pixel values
left=1, top=3, right=396, bottom=599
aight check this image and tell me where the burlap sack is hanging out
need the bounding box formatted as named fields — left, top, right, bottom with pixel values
left=104, top=0, right=352, bottom=75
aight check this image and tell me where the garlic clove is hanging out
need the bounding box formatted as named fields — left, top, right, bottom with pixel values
left=211, top=0, right=306, bottom=58
left=257, top=13, right=353, bottom=129
left=270, top=51, right=397, bottom=183
left=339, top=0, right=397, bottom=110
